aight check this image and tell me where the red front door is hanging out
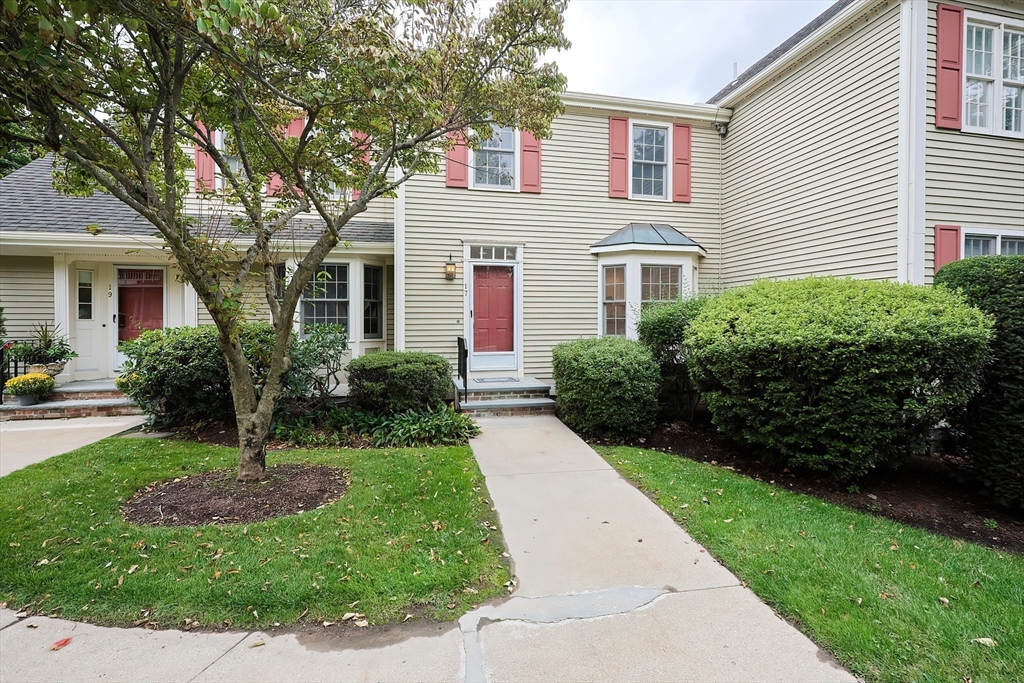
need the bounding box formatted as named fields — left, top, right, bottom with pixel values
left=118, top=269, right=164, bottom=342
left=473, top=265, right=514, bottom=353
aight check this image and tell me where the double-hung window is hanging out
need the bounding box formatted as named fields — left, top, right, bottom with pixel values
left=641, top=266, right=682, bottom=306
left=212, top=130, right=243, bottom=190
left=473, top=125, right=516, bottom=189
left=964, top=232, right=1024, bottom=256
left=363, top=265, right=383, bottom=339
left=301, top=264, right=348, bottom=333
left=631, top=124, right=669, bottom=199
left=603, top=265, right=626, bottom=336
left=965, top=15, right=1024, bottom=136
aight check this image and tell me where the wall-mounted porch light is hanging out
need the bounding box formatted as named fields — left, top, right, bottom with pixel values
left=445, top=253, right=457, bottom=280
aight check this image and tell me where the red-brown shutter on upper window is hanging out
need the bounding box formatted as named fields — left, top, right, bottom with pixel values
left=608, top=117, right=629, bottom=198
left=194, top=121, right=216, bottom=191
left=445, top=131, right=469, bottom=188
left=936, top=4, right=964, bottom=130
left=672, top=123, right=692, bottom=203
left=520, top=131, right=542, bottom=193
left=351, top=130, right=371, bottom=200
left=934, top=224, right=962, bottom=271
left=267, top=118, right=305, bottom=196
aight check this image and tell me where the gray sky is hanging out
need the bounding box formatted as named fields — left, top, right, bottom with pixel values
left=553, top=0, right=835, bottom=104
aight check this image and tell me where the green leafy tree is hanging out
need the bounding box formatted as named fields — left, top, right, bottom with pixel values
left=0, top=125, right=39, bottom=177
left=0, top=0, right=568, bottom=480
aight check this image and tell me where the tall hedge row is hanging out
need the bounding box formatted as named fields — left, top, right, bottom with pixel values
left=935, top=255, right=1024, bottom=508
left=686, top=277, right=993, bottom=480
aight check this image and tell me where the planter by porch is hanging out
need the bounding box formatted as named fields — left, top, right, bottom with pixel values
left=27, top=363, right=47, bottom=375
left=44, top=361, right=67, bottom=378
left=17, top=394, right=40, bottom=406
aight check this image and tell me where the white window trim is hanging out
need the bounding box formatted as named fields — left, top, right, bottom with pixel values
left=300, top=262, right=351, bottom=335
left=961, top=226, right=1024, bottom=255
left=601, top=263, right=628, bottom=337
left=962, top=10, right=1024, bottom=139
left=627, top=118, right=673, bottom=202
left=462, top=242, right=525, bottom=375
left=468, top=127, right=521, bottom=193
left=640, top=263, right=685, bottom=304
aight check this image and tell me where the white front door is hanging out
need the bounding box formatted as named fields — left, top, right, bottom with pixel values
left=113, top=267, right=166, bottom=370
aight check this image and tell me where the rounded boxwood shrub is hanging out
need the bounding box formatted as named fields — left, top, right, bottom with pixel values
left=686, top=277, right=993, bottom=480
left=637, top=295, right=711, bottom=421
left=935, top=255, right=1024, bottom=508
left=346, top=351, right=451, bottom=414
left=552, top=336, right=660, bottom=438
left=116, top=323, right=278, bottom=427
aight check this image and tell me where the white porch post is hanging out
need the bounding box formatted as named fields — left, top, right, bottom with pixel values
left=52, top=253, right=72, bottom=381
left=183, top=282, right=198, bottom=326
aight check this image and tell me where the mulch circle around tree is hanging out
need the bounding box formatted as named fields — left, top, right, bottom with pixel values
left=123, top=464, right=348, bottom=526
left=618, top=416, right=1024, bottom=555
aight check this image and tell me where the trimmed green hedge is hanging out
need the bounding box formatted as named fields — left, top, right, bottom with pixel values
left=935, top=255, right=1024, bottom=508
left=552, top=336, right=660, bottom=438
left=686, top=277, right=993, bottom=480
left=637, top=296, right=711, bottom=421
left=346, top=351, right=451, bottom=414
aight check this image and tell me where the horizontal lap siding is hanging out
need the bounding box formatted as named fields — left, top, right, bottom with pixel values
left=403, top=111, right=723, bottom=381
left=386, top=265, right=395, bottom=350
left=924, top=0, right=1024, bottom=281
left=721, top=1, right=902, bottom=286
left=0, top=256, right=54, bottom=338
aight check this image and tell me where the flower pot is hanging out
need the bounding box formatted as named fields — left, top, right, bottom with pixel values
left=44, top=362, right=66, bottom=378
left=17, top=394, right=39, bottom=407
left=27, top=364, right=47, bottom=375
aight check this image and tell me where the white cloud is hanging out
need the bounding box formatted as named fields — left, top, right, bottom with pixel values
left=552, top=0, right=835, bottom=103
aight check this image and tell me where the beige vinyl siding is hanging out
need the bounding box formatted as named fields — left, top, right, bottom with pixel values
left=403, top=109, right=723, bottom=381
left=924, top=0, right=1024, bottom=281
left=0, top=256, right=54, bottom=338
left=385, top=264, right=395, bottom=351
left=720, top=0, right=903, bottom=286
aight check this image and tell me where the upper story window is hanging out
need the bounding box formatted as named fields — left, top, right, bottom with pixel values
left=211, top=130, right=242, bottom=191
left=301, top=264, right=348, bottom=333
left=472, top=125, right=517, bottom=189
left=964, top=232, right=1024, bottom=256
left=964, top=15, right=1024, bottom=137
left=631, top=124, right=669, bottom=199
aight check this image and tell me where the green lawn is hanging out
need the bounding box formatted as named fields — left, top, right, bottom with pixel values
left=0, top=438, right=509, bottom=629
left=597, top=446, right=1024, bottom=683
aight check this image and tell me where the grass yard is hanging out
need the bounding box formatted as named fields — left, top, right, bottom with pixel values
left=0, top=438, right=509, bottom=630
left=597, top=446, right=1024, bottom=683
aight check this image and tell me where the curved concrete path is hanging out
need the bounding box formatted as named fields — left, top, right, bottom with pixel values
left=0, top=415, right=146, bottom=476
left=0, top=415, right=856, bottom=682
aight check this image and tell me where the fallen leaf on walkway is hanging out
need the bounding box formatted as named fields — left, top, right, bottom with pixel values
left=249, top=640, right=265, bottom=648
left=637, top=539, right=643, bottom=543
left=50, top=638, right=71, bottom=651
left=971, top=638, right=997, bottom=648
left=322, top=621, right=335, bottom=627
left=26, top=624, right=38, bottom=629
left=354, top=620, right=368, bottom=628
left=939, top=597, right=949, bottom=606
left=699, top=549, right=706, bottom=553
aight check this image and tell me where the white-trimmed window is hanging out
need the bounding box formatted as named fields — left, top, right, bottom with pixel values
left=964, top=13, right=1024, bottom=137
left=469, top=245, right=518, bottom=261
left=363, top=265, right=383, bottom=339
left=641, top=265, right=682, bottom=305
left=472, top=124, right=517, bottom=189
left=630, top=123, right=670, bottom=199
left=963, top=231, right=1024, bottom=257
left=212, top=130, right=242, bottom=190
left=301, top=264, right=348, bottom=332
left=603, top=265, right=626, bottom=336
left=77, top=270, right=93, bottom=320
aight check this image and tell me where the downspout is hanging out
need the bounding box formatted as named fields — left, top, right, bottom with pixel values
left=712, top=111, right=729, bottom=293
left=394, top=166, right=406, bottom=349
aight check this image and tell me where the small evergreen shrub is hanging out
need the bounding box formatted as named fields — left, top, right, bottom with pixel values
left=552, top=336, right=660, bottom=438
left=686, top=277, right=993, bottom=480
left=935, top=255, right=1024, bottom=508
left=346, top=351, right=451, bottom=414
left=274, top=405, right=480, bottom=448
left=637, top=295, right=712, bottom=421
left=4, top=372, right=55, bottom=397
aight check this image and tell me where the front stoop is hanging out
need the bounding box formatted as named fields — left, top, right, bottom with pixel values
left=0, top=379, right=143, bottom=421
left=456, top=377, right=556, bottom=417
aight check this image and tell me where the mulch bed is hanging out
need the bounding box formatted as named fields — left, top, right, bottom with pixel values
left=616, top=416, right=1024, bottom=555
left=122, top=464, right=348, bottom=526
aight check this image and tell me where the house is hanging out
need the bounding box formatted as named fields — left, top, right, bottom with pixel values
left=1, top=0, right=1021, bottom=392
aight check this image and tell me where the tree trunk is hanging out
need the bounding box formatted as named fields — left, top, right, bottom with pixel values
left=237, top=411, right=270, bottom=481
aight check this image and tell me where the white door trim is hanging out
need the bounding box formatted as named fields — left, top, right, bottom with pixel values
left=462, top=244, right=524, bottom=376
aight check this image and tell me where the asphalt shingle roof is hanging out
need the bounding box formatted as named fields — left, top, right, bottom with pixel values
left=707, top=0, right=859, bottom=105
left=0, top=158, right=393, bottom=243
left=591, top=223, right=704, bottom=249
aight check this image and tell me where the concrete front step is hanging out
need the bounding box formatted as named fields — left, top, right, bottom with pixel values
left=460, top=397, right=556, bottom=417
left=456, top=377, right=553, bottom=405
left=0, top=398, right=143, bottom=422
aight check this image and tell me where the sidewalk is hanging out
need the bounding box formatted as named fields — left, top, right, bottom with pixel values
left=0, top=415, right=146, bottom=476
left=0, top=415, right=856, bottom=682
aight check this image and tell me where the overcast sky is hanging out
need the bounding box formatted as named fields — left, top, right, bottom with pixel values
left=551, top=0, right=835, bottom=104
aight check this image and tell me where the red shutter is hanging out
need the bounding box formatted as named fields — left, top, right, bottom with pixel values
left=935, top=224, right=962, bottom=271
left=351, top=130, right=370, bottom=200
left=520, top=130, right=542, bottom=193
left=267, top=118, right=305, bottom=196
left=608, top=117, right=629, bottom=198
left=194, top=121, right=216, bottom=191
left=936, top=4, right=964, bottom=130
left=445, top=132, right=469, bottom=188
left=672, top=123, right=692, bottom=203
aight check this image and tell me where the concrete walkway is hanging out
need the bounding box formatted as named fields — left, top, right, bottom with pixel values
left=0, top=415, right=855, bottom=682
left=0, top=415, right=147, bottom=476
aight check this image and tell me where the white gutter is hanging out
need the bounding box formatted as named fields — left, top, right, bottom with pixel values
left=713, top=0, right=877, bottom=108
left=589, top=243, right=707, bottom=257
left=562, top=91, right=731, bottom=123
